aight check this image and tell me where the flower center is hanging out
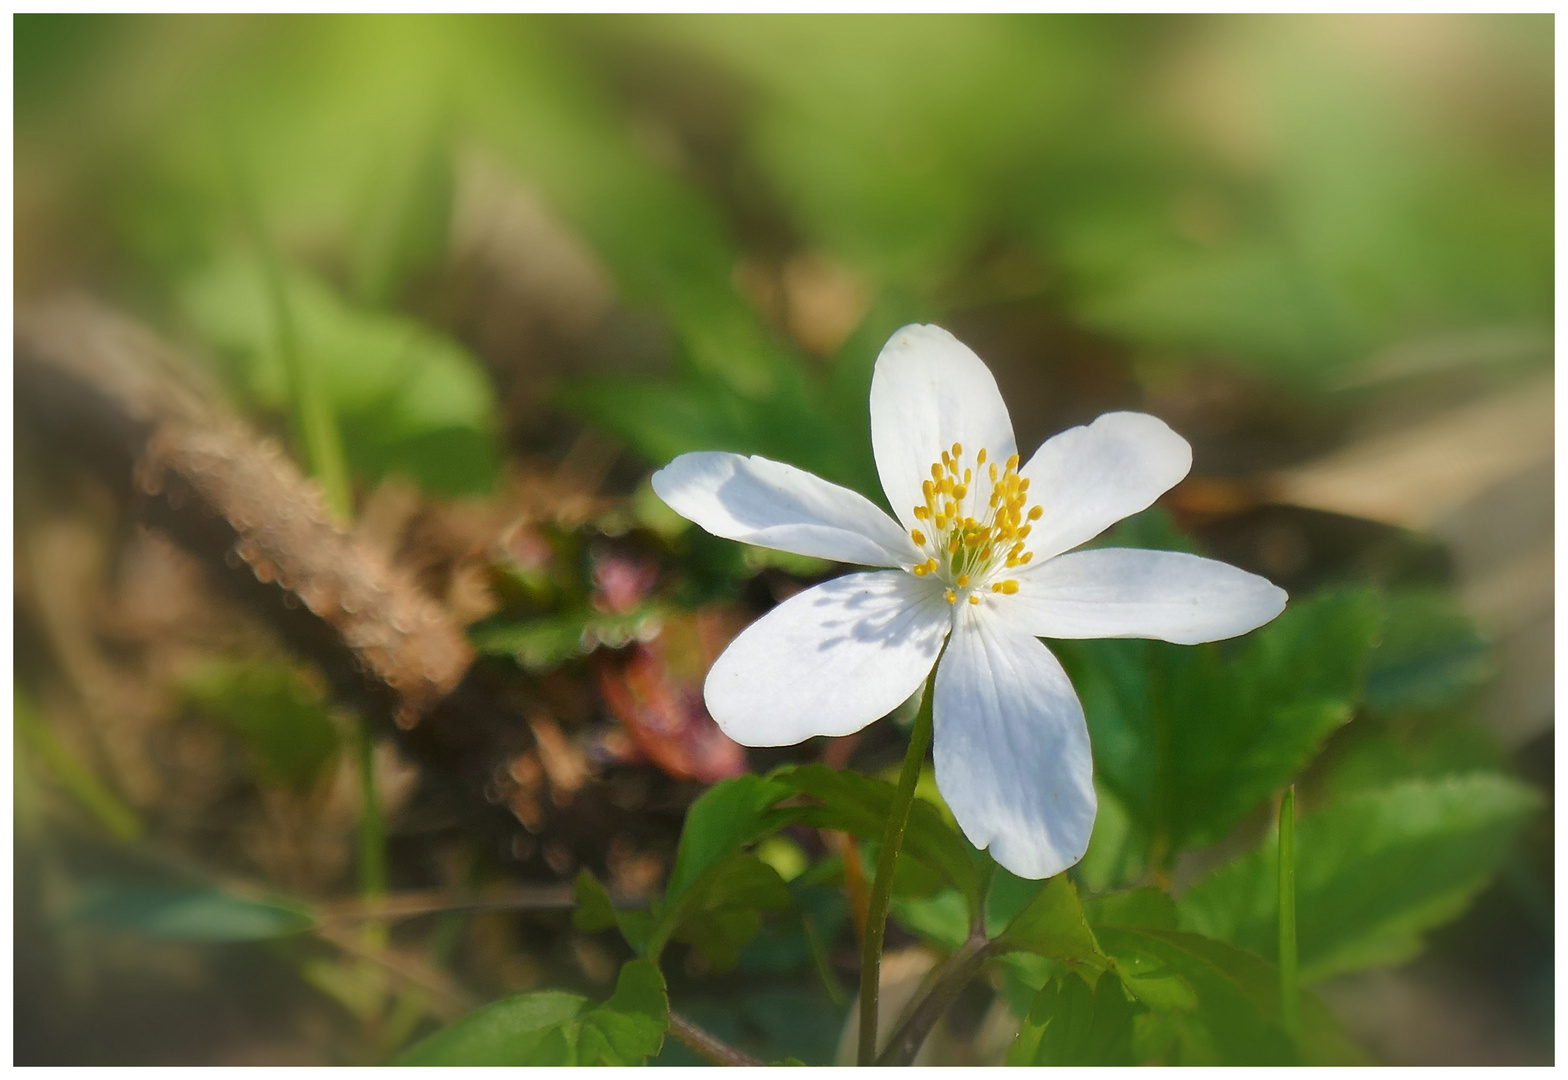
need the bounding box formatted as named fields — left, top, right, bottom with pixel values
left=907, top=442, right=1043, bottom=604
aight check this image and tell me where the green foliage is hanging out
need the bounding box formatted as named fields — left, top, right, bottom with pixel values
left=992, top=874, right=1106, bottom=973
left=179, top=255, right=500, bottom=495
left=395, top=958, right=668, bottom=1066
left=662, top=774, right=795, bottom=909
left=1095, top=927, right=1365, bottom=1065
left=770, top=764, right=982, bottom=910
left=573, top=870, right=654, bottom=955
left=72, top=881, right=313, bottom=942
left=1056, top=589, right=1384, bottom=864
left=667, top=853, right=793, bottom=971
left=182, top=659, right=340, bottom=791
left=1007, top=972, right=1140, bottom=1066
left=1178, top=775, right=1541, bottom=982
left=1363, top=590, right=1494, bottom=713
left=471, top=604, right=666, bottom=672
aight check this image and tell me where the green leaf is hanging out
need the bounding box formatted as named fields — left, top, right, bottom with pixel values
left=1177, top=775, right=1541, bottom=982
left=1007, top=972, right=1140, bottom=1066
left=666, top=852, right=792, bottom=971
left=1096, top=926, right=1366, bottom=1065
left=182, top=659, right=340, bottom=791
left=663, top=774, right=794, bottom=910
left=1057, top=588, right=1383, bottom=861
left=770, top=764, right=981, bottom=911
left=1363, top=590, right=1493, bottom=712
left=395, top=958, right=669, bottom=1066
left=179, top=254, right=500, bottom=495
left=1086, top=886, right=1178, bottom=932
left=72, top=882, right=313, bottom=942
left=572, top=869, right=653, bottom=955
left=577, top=958, right=670, bottom=1064
left=393, top=990, right=588, bottom=1066
left=992, top=873, right=1107, bottom=973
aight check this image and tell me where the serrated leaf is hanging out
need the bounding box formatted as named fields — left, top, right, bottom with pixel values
left=993, top=874, right=1106, bottom=973
left=1007, top=972, right=1140, bottom=1066
left=577, top=958, right=669, bottom=1064
left=1057, top=588, right=1383, bottom=861
left=1096, top=926, right=1366, bottom=1065
left=1177, top=775, right=1540, bottom=982
left=72, top=881, right=314, bottom=942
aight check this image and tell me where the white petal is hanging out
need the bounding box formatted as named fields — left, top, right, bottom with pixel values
left=870, top=324, right=1017, bottom=532
left=704, top=571, right=950, bottom=747
left=1003, top=547, right=1288, bottom=645
left=933, top=608, right=1096, bottom=879
left=1019, top=412, right=1192, bottom=562
left=652, top=452, right=921, bottom=567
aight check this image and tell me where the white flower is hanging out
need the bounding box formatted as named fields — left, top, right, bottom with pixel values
left=651, top=325, right=1286, bottom=879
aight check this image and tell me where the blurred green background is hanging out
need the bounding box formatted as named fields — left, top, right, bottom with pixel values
left=14, top=13, right=1553, bottom=1065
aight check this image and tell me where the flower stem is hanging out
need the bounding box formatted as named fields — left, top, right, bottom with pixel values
left=857, top=670, right=936, bottom=1066
left=1278, top=784, right=1299, bottom=1039
left=875, top=930, right=994, bottom=1066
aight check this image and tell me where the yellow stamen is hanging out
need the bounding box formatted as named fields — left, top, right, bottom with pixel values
left=1028, top=505, right=1043, bottom=521
left=968, top=595, right=980, bottom=605
left=945, top=589, right=957, bottom=604
left=956, top=574, right=970, bottom=587
left=931, top=463, right=943, bottom=481
left=914, top=505, right=930, bottom=520
left=913, top=564, right=929, bottom=576
left=911, top=529, right=926, bottom=546
left=952, top=442, right=962, bottom=457
left=976, top=448, right=987, bottom=466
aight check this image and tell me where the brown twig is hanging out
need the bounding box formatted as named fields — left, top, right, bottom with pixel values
left=315, top=885, right=579, bottom=924
left=313, top=922, right=478, bottom=1022
left=668, top=1011, right=765, bottom=1067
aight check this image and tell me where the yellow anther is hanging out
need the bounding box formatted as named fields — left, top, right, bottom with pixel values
left=1006, top=556, right=1019, bottom=568
left=1017, top=524, right=1032, bottom=540
left=956, top=574, right=970, bottom=587
left=989, top=463, right=999, bottom=482
left=1006, top=453, right=1020, bottom=472
left=911, top=529, right=927, bottom=546
left=931, top=463, right=943, bottom=481
left=976, top=448, right=987, bottom=466
left=1000, top=579, right=1019, bottom=595
left=964, top=468, right=972, bottom=484
left=922, top=479, right=935, bottom=500
left=1028, top=505, right=1044, bottom=521
left=934, top=515, right=946, bottom=530
left=1019, top=478, right=1030, bottom=492
left=945, top=500, right=958, bottom=518
left=913, top=563, right=929, bottom=576
left=968, top=594, right=980, bottom=605
left=948, top=536, right=962, bottom=553
left=945, top=589, right=957, bottom=604
left=954, top=484, right=967, bottom=499
left=952, top=442, right=962, bottom=457
left=991, top=582, right=1004, bottom=593
left=1020, top=552, right=1034, bottom=564
left=914, top=505, right=930, bottom=520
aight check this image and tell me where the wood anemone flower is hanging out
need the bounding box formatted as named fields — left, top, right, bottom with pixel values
left=652, top=324, right=1287, bottom=879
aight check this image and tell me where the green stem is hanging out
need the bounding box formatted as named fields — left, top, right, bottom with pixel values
left=226, top=141, right=352, bottom=521
left=857, top=670, right=936, bottom=1066
left=357, top=720, right=388, bottom=902
left=1278, top=785, right=1299, bottom=1039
